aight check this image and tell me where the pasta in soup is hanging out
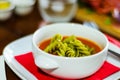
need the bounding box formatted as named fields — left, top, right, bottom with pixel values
left=39, top=34, right=102, bottom=57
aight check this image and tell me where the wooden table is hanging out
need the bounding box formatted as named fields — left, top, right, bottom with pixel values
left=0, top=2, right=42, bottom=80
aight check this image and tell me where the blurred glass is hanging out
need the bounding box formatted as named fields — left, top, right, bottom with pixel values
left=38, top=0, right=77, bottom=22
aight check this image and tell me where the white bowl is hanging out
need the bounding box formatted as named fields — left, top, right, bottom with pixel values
left=0, top=1, right=15, bottom=21
left=11, top=0, right=36, bottom=16
left=32, top=23, right=109, bottom=79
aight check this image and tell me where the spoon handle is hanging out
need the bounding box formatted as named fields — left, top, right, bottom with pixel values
left=108, top=42, right=120, bottom=58
left=108, top=49, right=120, bottom=58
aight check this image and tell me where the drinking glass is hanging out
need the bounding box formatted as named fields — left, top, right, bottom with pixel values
left=38, top=0, right=77, bottom=22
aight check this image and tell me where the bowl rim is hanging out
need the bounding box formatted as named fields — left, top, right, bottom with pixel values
left=13, top=0, right=36, bottom=7
left=0, top=1, right=15, bottom=12
left=32, top=23, right=109, bottom=59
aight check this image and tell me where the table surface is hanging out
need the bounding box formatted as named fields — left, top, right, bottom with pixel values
left=0, top=1, right=119, bottom=80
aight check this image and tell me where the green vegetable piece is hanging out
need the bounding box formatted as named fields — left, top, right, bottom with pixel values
left=104, top=18, right=111, bottom=25
left=86, top=8, right=94, bottom=14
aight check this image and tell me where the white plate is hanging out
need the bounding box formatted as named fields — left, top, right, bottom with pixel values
left=2, top=34, right=120, bottom=80
left=0, top=56, right=6, bottom=80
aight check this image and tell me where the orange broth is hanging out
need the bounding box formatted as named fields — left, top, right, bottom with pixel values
left=39, top=36, right=102, bottom=54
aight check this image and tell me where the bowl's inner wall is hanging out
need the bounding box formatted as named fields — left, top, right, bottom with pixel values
left=33, top=23, right=107, bottom=50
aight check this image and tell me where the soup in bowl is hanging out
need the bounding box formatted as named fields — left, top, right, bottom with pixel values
left=32, top=23, right=109, bottom=79
left=39, top=34, right=102, bottom=57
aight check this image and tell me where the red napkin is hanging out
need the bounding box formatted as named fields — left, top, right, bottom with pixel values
left=15, top=52, right=120, bottom=80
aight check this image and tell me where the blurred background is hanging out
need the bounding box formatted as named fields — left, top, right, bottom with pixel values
left=0, top=0, right=120, bottom=79
left=1, top=0, right=120, bottom=56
